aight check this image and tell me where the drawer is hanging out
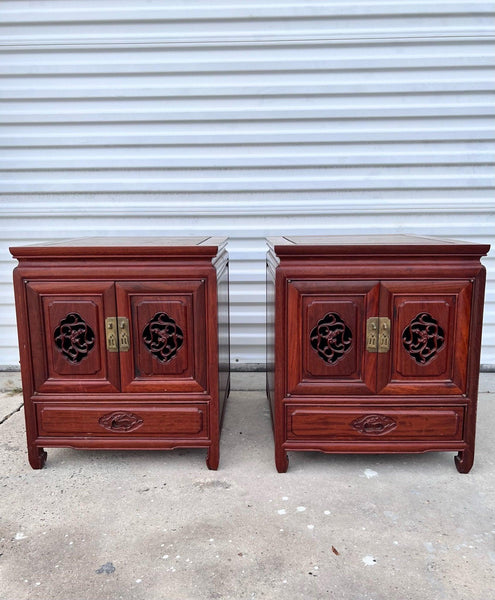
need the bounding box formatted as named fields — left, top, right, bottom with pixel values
left=286, top=405, right=464, bottom=441
left=36, top=403, right=208, bottom=438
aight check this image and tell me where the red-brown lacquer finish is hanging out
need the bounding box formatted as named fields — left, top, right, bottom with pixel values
left=266, top=235, right=489, bottom=473
left=11, top=237, right=229, bottom=469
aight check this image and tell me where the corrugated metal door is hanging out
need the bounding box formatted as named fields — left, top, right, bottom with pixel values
left=1, top=1, right=494, bottom=369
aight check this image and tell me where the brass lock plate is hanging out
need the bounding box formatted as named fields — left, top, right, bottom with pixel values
left=378, top=317, right=391, bottom=353
left=366, top=317, right=390, bottom=353
left=105, top=317, right=118, bottom=352
left=366, top=317, right=378, bottom=352
left=117, top=317, right=130, bottom=352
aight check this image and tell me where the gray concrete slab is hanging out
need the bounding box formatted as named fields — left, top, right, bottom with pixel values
left=0, top=375, right=494, bottom=600
left=0, top=372, right=23, bottom=425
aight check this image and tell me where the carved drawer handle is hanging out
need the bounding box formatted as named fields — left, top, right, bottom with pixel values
left=98, top=411, right=144, bottom=433
left=364, top=421, right=385, bottom=433
left=351, top=414, right=397, bottom=436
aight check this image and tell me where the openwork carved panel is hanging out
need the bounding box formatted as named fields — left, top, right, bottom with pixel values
left=402, top=312, right=445, bottom=365
left=142, top=312, right=184, bottom=363
left=54, top=312, right=95, bottom=363
left=98, top=411, right=144, bottom=432
left=310, top=312, right=352, bottom=364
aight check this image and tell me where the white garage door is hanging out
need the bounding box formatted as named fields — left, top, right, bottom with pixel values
left=1, top=1, right=494, bottom=369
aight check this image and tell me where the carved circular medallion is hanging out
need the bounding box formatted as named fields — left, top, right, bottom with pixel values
left=142, top=312, right=184, bottom=363
left=402, top=312, right=445, bottom=365
left=54, top=312, right=95, bottom=363
left=310, top=312, right=352, bottom=364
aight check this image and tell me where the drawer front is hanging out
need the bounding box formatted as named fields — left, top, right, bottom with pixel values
left=286, top=405, right=464, bottom=441
left=36, top=403, right=208, bottom=438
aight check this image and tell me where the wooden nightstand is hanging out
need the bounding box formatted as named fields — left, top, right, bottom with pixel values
left=11, top=237, right=230, bottom=470
left=266, top=235, right=489, bottom=473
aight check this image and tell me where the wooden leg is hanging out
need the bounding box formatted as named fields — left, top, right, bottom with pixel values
left=206, top=445, right=219, bottom=470
left=455, top=448, right=474, bottom=474
left=275, top=447, right=289, bottom=473
left=28, top=446, right=47, bottom=470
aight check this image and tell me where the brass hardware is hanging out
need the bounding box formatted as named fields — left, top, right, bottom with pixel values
left=378, top=317, right=391, bottom=353
left=366, top=317, right=390, bottom=353
left=117, top=317, right=130, bottom=352
left=105, top=317, right=118, bottom=352
left=366, top=317, right=378, bottom=352
left=106, top=316, right=130, bottom=352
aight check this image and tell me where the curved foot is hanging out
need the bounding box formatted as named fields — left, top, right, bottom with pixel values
left=275, top=449, right=289, bottom=473
left=455, top=449, right=474, bottom=474
left=206, top=446, right=219, bottom=470
left=28, top=447, right=47, bottom=470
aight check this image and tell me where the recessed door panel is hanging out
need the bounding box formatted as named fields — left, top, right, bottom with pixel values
left=26, top=281, right=120, bottom=393
left=396, top=300, right=450, bottom=377
left=305, top=300, right=358, bottom=377
left=136, top=299, right=189, bottom=377
left=377, top=281, right=472, bottom=395
left=287, top=280, right=380, bottom=395
left=116, top=281, right=207, bottom=393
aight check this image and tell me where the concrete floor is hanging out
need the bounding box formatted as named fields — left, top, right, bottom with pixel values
left=0, top=372, right=494, bottom=600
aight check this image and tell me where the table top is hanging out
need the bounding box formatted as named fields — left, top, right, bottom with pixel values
left=267, top=235, right=490, bottom=257
left=10, top=236, right=228, bottom=258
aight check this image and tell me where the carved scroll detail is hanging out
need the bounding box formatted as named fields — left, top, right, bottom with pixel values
left=142, top=312, right=184, bottom=363
left=402, top=312, right=445, bottom=365
left=351, top=414, right=397, bottom=435
left=54, top=312, right=95, bottom=363
left=98, top=412, right=144, bottom=432
left=310, top=312, right=352, bottom=364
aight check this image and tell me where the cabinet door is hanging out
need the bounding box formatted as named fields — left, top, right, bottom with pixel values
left=286, top=280, right=380, bottom=396
left=377, top=281, right=472, bottom=395
left=116, top=281, right=207, bottom=393
left=26, top=282, right=120, bottom=393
